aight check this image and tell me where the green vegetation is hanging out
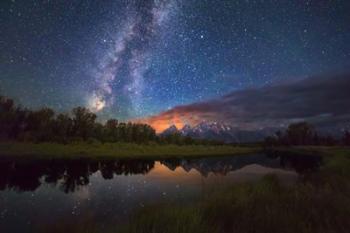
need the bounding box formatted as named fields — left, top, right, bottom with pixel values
left=264, top=122, right=350, bottom=146
left=118, top=147, right=350, bottom=233
left=0, top=142, right=259, bottom=159
left=0, top=95, right=223, bottom=145
left=35, top=147, right=350, bottom=233
left=121, top=178, right=349, bottom=233
left=0, top=95, right=258, bottom=160
left=3, top=94, right=350, bottom=233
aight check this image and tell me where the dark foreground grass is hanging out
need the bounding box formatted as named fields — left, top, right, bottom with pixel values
left=120, top=178, right=350, bottom=233
left=0, top=142, right=259, bottom=159
left=39, top=147, right=350, bottom=233
left=120, top=147, right=350, bottom=233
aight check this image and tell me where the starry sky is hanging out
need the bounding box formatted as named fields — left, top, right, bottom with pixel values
left=1, top=0, right=350, bottom=126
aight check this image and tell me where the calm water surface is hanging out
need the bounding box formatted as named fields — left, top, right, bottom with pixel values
left=0, top=153, right=321, bottom=232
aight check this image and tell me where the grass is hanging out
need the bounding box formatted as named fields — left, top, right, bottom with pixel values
left=45, top=168, right=350, bottom=233
left=120, top=157, right=350, bottom=233
left=118, top=146, right=350, bottom=233
left=35, top=146, right=350, bottom=233
left=3, top=144, right=349, bottom=233
left=119, top=204, right=208, bottom=233
left=0, top=142, right=260, bottom=159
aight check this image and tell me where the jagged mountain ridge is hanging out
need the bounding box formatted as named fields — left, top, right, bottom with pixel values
left=161, top=122, right=276, bottom=143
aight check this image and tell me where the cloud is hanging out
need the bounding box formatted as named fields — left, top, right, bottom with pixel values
left=139, top=73, right=350, bottom=132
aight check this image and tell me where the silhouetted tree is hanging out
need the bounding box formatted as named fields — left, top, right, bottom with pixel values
left=92, top=122, right=104, bottom=142
left=0, top=96, right=17, bottom=139
left=71, top=107, right=97, bottom=140
left=26, top=108, right=55, bottom=142
left=0, top=95, right=224, bottom=145
left=323, top=135, right=336, bottom=146
left=343, top=131, right=350, bottom=146
left=286, top=122, right=316, bottom=145
left=264, top=136, right=278, bottom=147
left=105, top=119, right=119, bottom=142
left=53, top=113, right=73, bottom=143
left=264, top=122, right=341, bottom=147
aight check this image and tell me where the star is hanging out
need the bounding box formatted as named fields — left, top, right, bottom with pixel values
left=0, top=0, right=348, bottom=123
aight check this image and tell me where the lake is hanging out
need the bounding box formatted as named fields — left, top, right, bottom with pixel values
left=0, top=153, right=322, bottom=232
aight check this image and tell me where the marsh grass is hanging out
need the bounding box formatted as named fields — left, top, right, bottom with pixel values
left=118, top=204, right=211, bottom=233
left=0, top=142, right=259, bottom=159
left=119, top=176, right=350, bottom=233
left=119, top=149, right=350, bottom=233
left=25, top=147, right=350, bottom=233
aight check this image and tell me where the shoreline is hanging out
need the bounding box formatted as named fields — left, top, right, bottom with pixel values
left=0, top=142, right=261, bottom=160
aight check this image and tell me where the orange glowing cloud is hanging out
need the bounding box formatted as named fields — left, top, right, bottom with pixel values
left=135, top=111, right=190, bottom=133
left=135, top=73, right=350, bottom=134
left=134, top=101, right=220, bottom=133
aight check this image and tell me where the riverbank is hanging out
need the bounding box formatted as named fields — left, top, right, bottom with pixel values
left=3, top=144, right=349, bottom=233
left=0, top=142, right=260, bottom=160
left=265, top=145, right=350, bottom=156
left=38, top=146, right=350, bottom=233
left=118, top=146, right=350, bottom=233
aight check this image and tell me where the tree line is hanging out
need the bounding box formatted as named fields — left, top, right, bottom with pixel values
left=264, top=122, right=350, bottom=147
left=0, top=95, right=221, bottom=145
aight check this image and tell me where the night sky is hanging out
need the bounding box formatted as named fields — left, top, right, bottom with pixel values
left=1, top=0, right=350, bottom=128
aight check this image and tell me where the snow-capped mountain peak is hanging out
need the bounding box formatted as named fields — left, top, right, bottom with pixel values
left=180, top=124, right=192, bottom=135
left=161, top=122, right=274, bottom=143
left=162, top=125, right=179, bottom=135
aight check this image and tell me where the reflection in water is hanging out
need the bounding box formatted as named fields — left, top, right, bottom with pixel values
left=0, top=153, right=322, bottom=233
left=0, top=153, right=321, bottom=193
left=0, top=159, right=155, bottom=193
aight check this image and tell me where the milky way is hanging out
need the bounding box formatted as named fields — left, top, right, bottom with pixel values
left=88, top=0, right=177, bottom=114
left=1, top=0, right=350, bottom=124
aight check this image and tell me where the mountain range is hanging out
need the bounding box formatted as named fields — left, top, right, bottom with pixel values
left=161, top=121, right=348, bottom=143
left=161, top=122, right=277, bottom=143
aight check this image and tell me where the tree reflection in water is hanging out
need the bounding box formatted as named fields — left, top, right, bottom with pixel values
left=0, top=153, right=321, bottom=193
